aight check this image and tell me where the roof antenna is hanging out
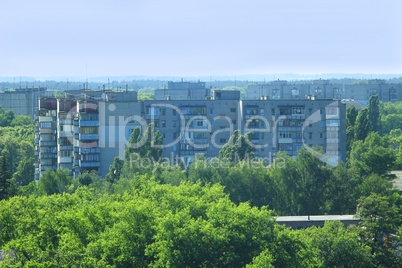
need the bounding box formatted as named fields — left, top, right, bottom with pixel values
left=125, top=84, right=128, bottom=93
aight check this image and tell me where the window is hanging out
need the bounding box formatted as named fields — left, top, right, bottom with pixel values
left=40, top=122, right=51, bottom=129
left=279, top=108, right=291, bottom=115
left=292, top=107, right=304, bottom=115
left=326, top=108, right=338, bottom=115
left=279, top=132, right=292, bottom=138
left=320, top=133, right=323, bottom=139
left=320, top=121, right=324, bottom=127
left=271, top=109, right=275, bottom=115
left=162, top=109, right=166, bottom=115
left=146, top=107, right=159, bottom=115
left=209, top=109, right=213, bottom=115
left=260, top=108, right=264, bottom=115
left=309, top=108, right=312, bottom=115
left=173, top=110, right=177, bottom=116
left=196, top=120, right=205, bottom=127
left=162, top=120, right=166, bottom=127
left=230, top=108, right=236, bottom=113
left=220, top=138, right=226, bottom=143
left=309, top=133, right=312, bottom=139
left=260, top=121, right=265, bottom=127
left=173, top=121, right=177, bottom=127
left=261, top=133, right=264, bottom=139
left=173, top=145, right=176, bottom=151
left=233, top=120, right=237, bottom=125
left=320, top=109, right=323, bottom=115
left=155, top=121, right=159, bottom=127
left=79, top=127, right=98, bottom=134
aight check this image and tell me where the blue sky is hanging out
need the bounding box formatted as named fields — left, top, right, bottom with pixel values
left=0, top=0, right=401, bottom=77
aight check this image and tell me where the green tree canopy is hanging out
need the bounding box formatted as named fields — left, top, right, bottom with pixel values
left=354, top=108, right=372, bottom=141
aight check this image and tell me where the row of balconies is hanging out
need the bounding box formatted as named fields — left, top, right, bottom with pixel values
left=79, top=148, right=100, bottom=154
left=39, top=140, right=57, bottom=147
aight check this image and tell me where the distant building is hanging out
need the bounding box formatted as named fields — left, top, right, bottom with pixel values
left=155, top=80, right=211, bottom=100
left=276, top=215, right=361, bottom=229
left=35, top=87, right=346, bottom=180
left=247, top=79, right=402, bottom=103
left=0, top=87, right=52, bottom=118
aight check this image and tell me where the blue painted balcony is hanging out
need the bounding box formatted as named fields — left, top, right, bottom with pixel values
left=79, top=134, right=99, bottom=140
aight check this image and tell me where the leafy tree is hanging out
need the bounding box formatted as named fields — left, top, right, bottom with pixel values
left=39, top=168, right=71, bottom=195
left=219, top=130, right=255, bottom=162
left=381, top=114, right=402, bottom=135
left=0, top=155, right=13, bottom=200
left=300, top=221, right=374, bottom=267
left=368, top=95, right=381, bottom=133
left=124, top=123, right=164, bottom=175
left=349, top=133, right=396, bottom=177
left=346, top=105, right=358, bottom=127
left=354, top=108, right=372, bottom=141
left=356, top=193, right=402, bottom=267
left=10, top=115, right=32, bottom=126
left=77, top=171, right=96, bottom=186
left=12, top=155, right=34, bottom=186
left=0, top=107, right=15, bottom=127
left=106, top=157, right=124, bottom=183
left=346, top=105, right=359, bottom=154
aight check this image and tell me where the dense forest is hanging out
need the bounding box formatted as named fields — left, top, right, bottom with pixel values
left=0, top=97, right=401, bottom=266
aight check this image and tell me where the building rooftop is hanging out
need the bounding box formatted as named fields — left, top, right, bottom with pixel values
left=276, top=215, right=359, bottom=222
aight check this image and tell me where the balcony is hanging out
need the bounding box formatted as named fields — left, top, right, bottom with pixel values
left=58, top=156, right=73, bottom=164
left=80, top=161, right=101, bottom=167
left=40, top=153, right=57, bottom=159
left=58, top=145, right=73, bottom=151
left=40, top=165, right=57, bottom=171
left=181, top=137, right=208, bottom=144
left=79, top=134, right=99, bottom=140
left=145, top=114, right=159, bottom=120
left=80, top=121, right=99, bottom=127
left=79, top=148, right=100, bottom=154
left=74, top=147, right=79, bottom=153
left=34, top=138, right=39, bottom=144
left=291, top=114, right=305, bottom=120
left=59, top=119, right=73, bottom=125
left=326, top=126, right=340, bottom=132
left=278, top=138, right=293, bottom=144
left=34, top=151, right=39, bottom=156
left=180, top=150, right=207, bottom=156
left=58, top=131, right=73, bottom=138
left=39, top=141, right=57, bottom=147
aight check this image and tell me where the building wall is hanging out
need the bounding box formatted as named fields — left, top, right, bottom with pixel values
left=155, top=81, right=210, bottom=100
left=0, top=87, right=51, bottom=118
left=35, top=91, right=346, bottom=179
left=247, top=79, right=402, bottom=103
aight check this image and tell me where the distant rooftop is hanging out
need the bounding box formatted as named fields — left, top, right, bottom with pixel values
left=167, top=80, right=206, bottom=90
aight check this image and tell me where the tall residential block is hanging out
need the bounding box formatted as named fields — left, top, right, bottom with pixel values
left=35, top=89, right=346, bottom=180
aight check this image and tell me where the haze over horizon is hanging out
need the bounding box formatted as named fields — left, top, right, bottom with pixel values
left=1, top=0, right=401, bottom=77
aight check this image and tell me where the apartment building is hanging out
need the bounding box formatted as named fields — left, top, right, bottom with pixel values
left=247, top=80, right=343, bottom=100
left=344, top=79, right=402, bottom=105
left=154, top=80, right=211, bottom=100
left=0, top=87, right=52, bottom=118
left=247, top=79, right=402, bottom=103
left=35, top=89, right=346, bottom=180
